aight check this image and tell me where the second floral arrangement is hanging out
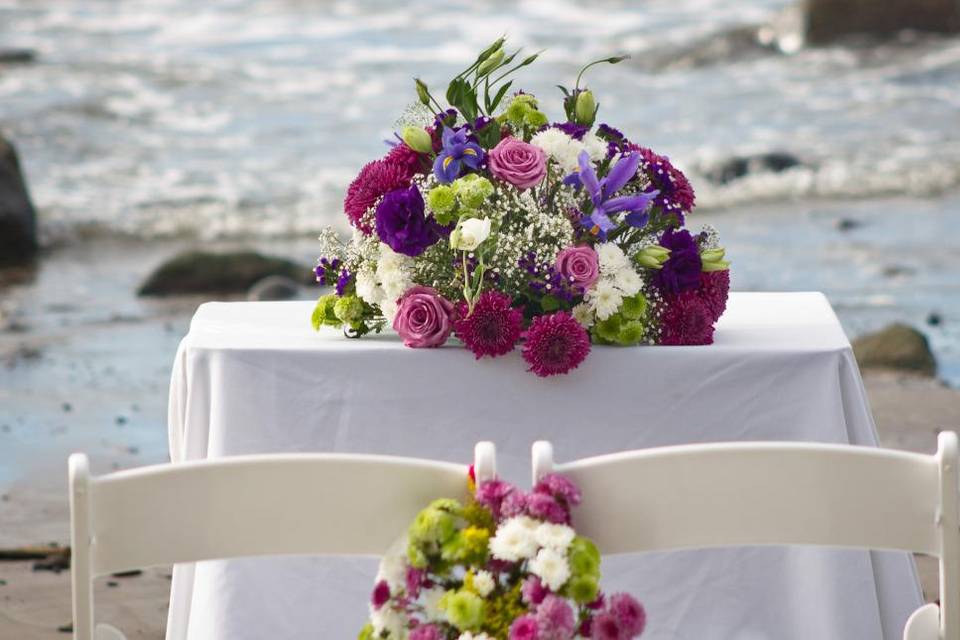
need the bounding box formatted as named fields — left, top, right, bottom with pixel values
left=313, top=39, right=731, bottom=377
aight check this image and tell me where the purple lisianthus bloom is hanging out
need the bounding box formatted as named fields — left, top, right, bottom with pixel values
left=375, top=186, right=443, bottom=257
left=565, top=151, right=658, bottom=241
left=433, top=126, right=484, bottom=184
left=654, top=227, right=702, bottom=294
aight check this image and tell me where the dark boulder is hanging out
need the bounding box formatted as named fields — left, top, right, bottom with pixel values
left=139, top=250, right=313, bottom=296
left=852, top=323, right=937, bottom=377
left=805, top=0, right=960, bottom=45
left=247, top=275, right=303, bottom=301
left=0, top=134, right=38, bottom=267
left=0, top=48, right=35, bottom=64
left=703, top=152, right=802, bottom=185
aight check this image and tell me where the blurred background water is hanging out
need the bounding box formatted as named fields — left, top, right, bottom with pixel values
left=0, top=0, right=958, bottom=388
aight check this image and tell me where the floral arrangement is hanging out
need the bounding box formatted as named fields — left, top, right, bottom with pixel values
left=313, top=38, right=730, bottom=377
left=359, top=469, right=645, bottom=640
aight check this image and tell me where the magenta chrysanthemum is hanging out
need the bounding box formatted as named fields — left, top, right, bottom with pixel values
left=521, top=311, right=591, bottom=378
left=386, top=142, right=429, bottom=178
left=629, top=143, right=696, bottom=219
left=660, top=291, right=715, bottom=346
left=608, top=593, right=647, bottom=637
left=536, top=595, right=576, bottom=640
left=454, top=291, right=524, bottom=358
left=343, top=159, right=413, bottom=233
left=697, top=269, right=730, bottom=322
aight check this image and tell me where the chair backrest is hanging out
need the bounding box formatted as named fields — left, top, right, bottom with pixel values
left=69, top=442, right=497, bottom=640
left=532, top=432, right=959, bottom=640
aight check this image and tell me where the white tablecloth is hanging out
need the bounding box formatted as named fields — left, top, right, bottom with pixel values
left=166, top=292, right=922, bottom=640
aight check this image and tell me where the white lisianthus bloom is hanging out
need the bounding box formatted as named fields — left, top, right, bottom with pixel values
left=534, top=522, right=576, bottom=552
left=582, top=132, right=609, bottom=162
left=587, top=280, right=623, bottom=321
left=370, top=604, right=407, bottom=638
left=572, top=302, right=595, bottom=329
left=597, top=243, right=629, bottom=275
left=472, top=570, right=496, bottom=597
left=451, top=217, right=492, bottom=251
left=614, top=266, right=643, bottom=296
left=529, top=547, right=571, bottom=591
left=489, top=516, right=539, bottom=562
left=420, top=587, right=447, bottom=622
left=375, top=554, right=407, bottom=592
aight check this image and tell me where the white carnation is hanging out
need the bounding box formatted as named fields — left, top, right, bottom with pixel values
left=489, top=517, right=539, bottom=562
left=531, top=128, right=585, bottom=173
left=534, top=523, right=576, bottom=552
left=370, top=604, right=407, bottom=638
left=472, top=570, right=495, bottom=597
left=375, top=554, right=407, bottom=593
left=582, top=132, right=609, bottom=162
left=587, top=280, right=623, bottom=321
left=614, top=266, right=643, bottom=296
left=420, top=587, right=447, bottom=622
left=597, top=243, right=629, bottom=275
left=529, top=547, right=571, bottom=591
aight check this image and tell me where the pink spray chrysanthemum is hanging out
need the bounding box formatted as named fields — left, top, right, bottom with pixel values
left=475, top=479, right=515, bottom=520
left=509, top=614, right=541, bottom=640
left=501, top=489, right=529, bottom=518
left=521, top=311, right=591, bottom=377
left=660, top=291, right=715, bottom=346
left=454, top=291, right=524, bottom=359
left=534, top=473, right=582, bottom=508
left=371, top=580, right=390, bottom=609
left=526, top=492, right=569, bottom=525
left=609, top=593, right=647, bottom=637
left=409, top=624, right=443, bottom=640
left=343, top=159, right=413, bottom=233
left=590, top=611, right=622, bottom=640
left=536, top=595, right=576, bottom=640
left=697, top=269, right=730, bottom=323
left=522, top=576, right=548, bottom=606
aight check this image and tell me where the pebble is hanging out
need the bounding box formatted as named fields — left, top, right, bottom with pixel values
left=62, top=402, right=72, bottom=412
left=927, top=312, right=943, bottom=327
left=115, top=415, right=127, bottom=426
left=835, top=218, right=862, bottom=231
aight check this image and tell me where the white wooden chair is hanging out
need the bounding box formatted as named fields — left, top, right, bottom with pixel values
left=532, top=432, right=959, bottom=640
left=68, top=442, right=498, bottom=640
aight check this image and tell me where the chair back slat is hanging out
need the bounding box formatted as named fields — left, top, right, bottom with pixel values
left=87, top=454, right=468, bottom=577
left=555, top=443, right=941, bottom=556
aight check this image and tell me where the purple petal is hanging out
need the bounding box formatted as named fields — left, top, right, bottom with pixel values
left=601, top=152, right=641, bottom=199
left=577, top=151, right=602, bottom=200
left=625, top=211, right=649, bottom=228
left=441, top=126, right=457, bottom=148
left=602, top=191, right=657, bottom=215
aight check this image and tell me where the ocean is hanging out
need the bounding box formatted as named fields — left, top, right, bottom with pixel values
left=0, top=0, right=958, bottom=384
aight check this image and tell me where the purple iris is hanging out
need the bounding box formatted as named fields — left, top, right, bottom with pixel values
left=565, top=150, right=658, bottom=240
left=433, top=126, right=484, bottom=184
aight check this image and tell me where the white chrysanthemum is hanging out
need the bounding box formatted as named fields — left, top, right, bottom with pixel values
left=459, top=633, right=494, bottom=640
left=582, top=132, right=609, bottom=162
left=572, top=302, right=595, bottom=329
left=376, top=554, right=407, bottom=593
left=420, top=587, right=447, bottom=622
left=534, top=523, right=576, bottom=552
left=472, top=570, right=495, bottom=597
left=355, top=268, right=383, bottom=306
left=489, top=517, right=539, bottom=562
left=370, top=604, right=407, bottom=638
left=597, top=243, right=629, bottom=275
left=529, top=547, right=571, bottom=591
left=381, top=299, right=399, bottom=325
left=614, top=266, right=643, bottom=296
left=587, top=280, right=623, bottom=321
left=531, top=128, right=584, bottom=173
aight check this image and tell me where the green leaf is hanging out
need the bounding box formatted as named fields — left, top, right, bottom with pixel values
left=489, top=80, right=513, bottom=112
left=540, top=295, right=560, bottom=312
left=310, top=301, right=324, bottom=331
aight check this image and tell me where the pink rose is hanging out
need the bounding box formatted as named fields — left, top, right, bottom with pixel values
left=393, top=286, right=454, bottom=348
left=488, top=137, right=547, bottom=189
left=555, top=245, right=600, bottom=290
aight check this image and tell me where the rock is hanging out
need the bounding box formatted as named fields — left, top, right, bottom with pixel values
left=927, top=312, right=943, bottom=327
left=805, top=0, right=960, bottom=45
left=703, top=152, right=801, bottom=185
left=0, top=48, right=35, bottom=64
left=138, top=250, right=312, bottom=296
left=247, top=275, right=303, bottom=301
left=0, top=134, right=38, bottom=267
left=835, top=218, right=863, bottom=232
left=852, top=323, right=937, bottom=377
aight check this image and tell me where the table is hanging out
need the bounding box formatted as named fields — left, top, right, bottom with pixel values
left=166, top=292, right=923, bottom=640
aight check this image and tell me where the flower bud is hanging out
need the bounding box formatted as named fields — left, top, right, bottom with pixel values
left=402, top=126, right=433, bottom=154
left=477, top=47, right=505, bottom=76
left=414, top=78, right=431, bottom=106
left=574, top=90, right=597, bottom=126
